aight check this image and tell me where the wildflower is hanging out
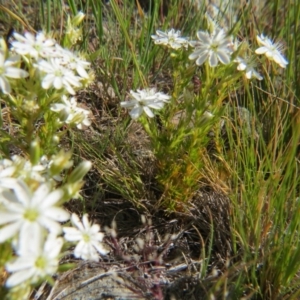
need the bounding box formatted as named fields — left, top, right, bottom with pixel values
left=120, top=88, right=170, bottom=120
left=12, top=31, right=56, bottom=60
left=5, top=234, right=63, bottom=287
left=55, top=45, right=90, bottom=79
left=189, top=29, right=232, bottom=67
left=51, top=95, right=92, bottom=129
left=13, top=155, right=46, bottom=183
left=63, top=213, right=108, bottom=261
left=234, top=57, right=263, bottom=80
left=0, top=156, right=47, bottom=184
left=151, top=29, right=188, bottom=49
left=0, top=178, right=69, bottom=253
left=0, top=49, right=28, bottom=94
left=36, top=58, right=82, bottom=95
left=255, top=34, right=288, bottom=68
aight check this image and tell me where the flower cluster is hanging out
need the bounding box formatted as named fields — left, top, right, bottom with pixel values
left=0, top=176, right=107, bottom=287
left=11, top=31, right=91, bottom=95
left=148, top=16, right=288, bottom=81
left=120, top=88, right=170, bottom=120
left=0, top=31, right=93, bottom=130
left=0, top=12, right=108, bottom=292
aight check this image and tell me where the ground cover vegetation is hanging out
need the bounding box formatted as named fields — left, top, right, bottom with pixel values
left=0, top=0, right=300, bottom=299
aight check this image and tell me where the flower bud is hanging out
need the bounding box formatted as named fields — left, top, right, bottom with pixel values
left=30, top=139, right=40, bottom=165
left=72, top=11, right=85, bottom=26
left=50, top=150, right=73, bottom=175
left=67, top=161, right=92, bottom=183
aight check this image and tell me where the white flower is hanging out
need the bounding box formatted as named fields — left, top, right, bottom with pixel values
left=63, top=213, right=108, bottom=261
left=11, top=31, right=56, bottom=59
left=189, top=29, right=232, bottom=67
left=120, top=88, right=170, bottom=120
left=5, top=234, right=63, bottom=287
left=36, top=58, right=82, bottom=95
left=55, top=45, right=91, bottom=79
left=0, top=50, right=28, bottom=94
left=234, top=57, right=263, bottom=80
left=0, top=156, right=47, bottom=183
left=151, top=29, right=188, bottom=49
left=0, top=178, right=69, bottom=253
left=51, top=96, right=92, bottom=129
left=255, top=34, right=288, bottom=68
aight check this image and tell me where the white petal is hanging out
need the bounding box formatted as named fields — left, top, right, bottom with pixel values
left=255, top=47, right=268, bottom=55
left=41, top=189, right=63, bottom=208
left=189, top=49, right=204, bottom=60
left=42, top=74, right=55, bottom=89
left=18, top=222, right=42, bottom=254
left=73, top=240, right=86, bottom=257
left=76, top=65, right=89, bottom=78
left=209, top=53, right=218, bottom=67
left=92, top=241, right=108, bottom=255
left=147, top=102, right=165, bottom=109
left=82, top=214, right=91, bottom=229
left=45, top=236, right=63, bottom=258
left=6, top=269, right=35, bottom=287
left=4, top=67, right=28, bottom=79
left=63, top=228, right=82, bottom=241
left=13, top=181, right=31, bottom=206
left=90, top=224, right=101, bottom=235
left=196, top=52, right=209, bottom=66
left=120, top=100, right=137, bottom=108
left=0, top=76, right=11, bottom=94
left=273, top=52, right=288, bottom=67
left=6, top=257, right=35, bottom=272
left=51, top=103, right=66, bottom=112
left=129, top=107, right=143, bottom=120
left=44, top=207, right=69, bottom=222
left=38, top=217, right=62, bottom=234
left=0, top=221, right=22, bottom=242
left=53, top=77, right=63, bottom=89
left=217, top=51, right=231, bottom=65
left=71, top=213, right=85, bottom=231
left=143, top=106, right=154, bottom=118
left=0, top=212, right=22, bottom=225
left=197, top=31, right=210, bottom=44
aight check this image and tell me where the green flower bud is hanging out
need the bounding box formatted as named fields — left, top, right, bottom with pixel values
left=30, top=139, right=40, bottom=165
left=49, top=150, right=73, bottom=175
left=72, top=11, right=85, bottom=26
left=67, top=161, right=92, bottom=183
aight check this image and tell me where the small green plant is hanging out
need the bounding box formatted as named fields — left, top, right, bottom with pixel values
left=0, top=12, right=108, bottom=299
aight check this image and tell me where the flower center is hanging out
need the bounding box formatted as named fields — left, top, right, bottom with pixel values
left=82, top=233, right=91, bottom=243
left=54, top=69, right=63, bottom=77
left=35, top=256, right=47, bottom=270
left=210, top=42, right=219, bottom=52
left=24, top=208, right=39, bottom=221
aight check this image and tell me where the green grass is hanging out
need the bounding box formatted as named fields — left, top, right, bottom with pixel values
left=1, top=0, right=300, bottom=299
